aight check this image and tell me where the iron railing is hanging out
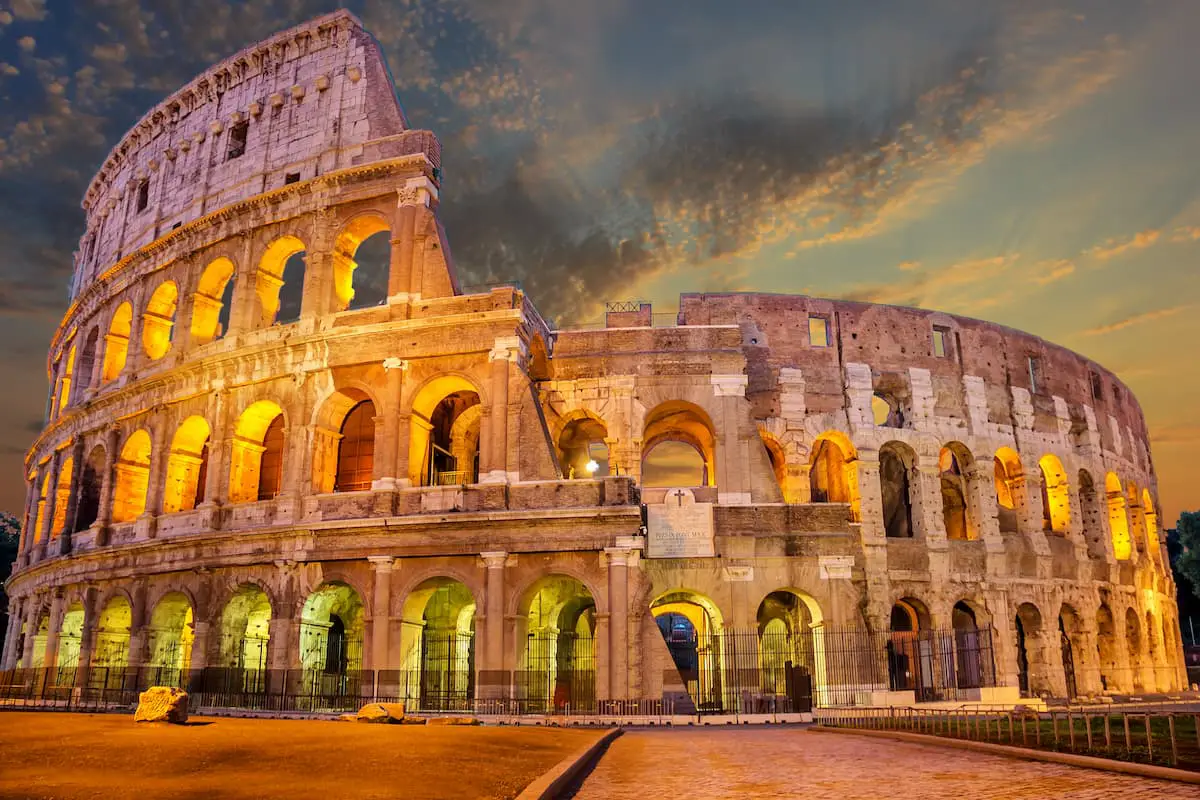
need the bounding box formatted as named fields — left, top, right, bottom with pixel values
left=816, top=707, right=1200, bottom=771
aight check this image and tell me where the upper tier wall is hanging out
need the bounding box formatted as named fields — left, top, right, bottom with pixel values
left=72, top=11, right=409, bottom=298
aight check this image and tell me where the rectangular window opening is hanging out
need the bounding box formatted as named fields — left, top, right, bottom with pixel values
left=226, top=121, right=249, bottom=161
left=1027, top=355, right=1040, bottom=394
left=135, top=181, right=149, bottom=213
left=808, top=315, right=830, bottom=348
left=932, top=326, right=951, bottom=358
left=1090, top=371, right=1103, bottom=400
left=285, top=172, right=301, bottom=185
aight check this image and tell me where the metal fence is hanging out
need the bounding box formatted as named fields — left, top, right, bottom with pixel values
left=816, top=707, right=1200, bottom=771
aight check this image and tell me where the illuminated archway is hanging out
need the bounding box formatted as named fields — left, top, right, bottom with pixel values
left=256, top=235, right=306, bottom=326
left=300, top=582, right=365, bottom=697
left=73, top=328, right=99, bottom=403
left=162, top=416, right=211, bottom=513
left=756, top=589, right=824, bottom=708
left=642, top=401, right=716, bottom=488
left=312, top=389, right=377, bottom=493
left=49, top=456, right=74, bottom=539
left=808, top=431, right=857, bottom=513
left=880, top=441, right=916, bottom=539
left=332, top=214, right=391, bottom=311
left=759, top=431, right=790, bottom=501
left=57, top=343, right=76, bottom=415
left=31, top=471, right=49, bottom=545
left=1142, top=489, right=1159, bottom=556
left=91, top=595, right=132, bottom=688
left=939, top=443, right=974, bottom=541
left=218, top=584, right=272, bottom=691
left=399, top=578, right=477, bottom=711
left=229, top=401, right=285, bottom=503
left=1106, top=473, right=1131, bottom=560
left=408, top=376, right=482, bottom=486
left=56, top=603, right=84, bottom=674
left=142, top=281, right=179, bottom=360
left=1038, top=454, right=1070, bottom=534
left=652, top=589, right=726, bottom=712
left=148, top=592, right=194, bottom=686
left=101, top=302, right=133, bottom=382
left=190, top=257, right=236, bottom=344
left=111, top=429, right=152, bottom=523
left=557, top=413, right=610, bottom=479
left=993, top=447, right=1023, bottom=533
left=517, top=575, right=597, bottom=712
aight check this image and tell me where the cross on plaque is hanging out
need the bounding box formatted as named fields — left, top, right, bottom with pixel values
left=671, top=489, right=687, bottom=506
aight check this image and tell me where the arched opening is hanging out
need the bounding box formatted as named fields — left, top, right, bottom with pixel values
left=409, top=377, right=482, bottom=487
left=1145, top=610, right=1163, bottom=692
left=73, top=445, right=105, bottom=532
left=1124, top=608, right=1144, bottom=692
left=162, top=416, right=211, bottom=514
left=808, top=431, right=857, bottom=509
left=399, top=578, right=476, bottom=711
left=1058, top=605, right=1080, bottom=698
left=111, top=429, right=152, bottom=523
left=1096, top=603, right=1118, bottom=692
left=228, top=401, right=285, bottom=503
left=1142, top=489, right=1160, bottom=556
left=879, top=442, right=915, bottom=538
left=1039, top=454, right=1070, bottom=534
left=256, top=235, right=306, bottom=326
left=759, top=432, right=789, bottom=501
left=300, top=583, right=365, bottom=700
left=56, top=603, right=84, bottom=678
left=91, top=596, right=132, bottom=689
left=101, top=302, right=133, bottom=383
left=641, top=402, right=716, bottom=488
left=335, top=400, right=376, bottom=492
left=1078, top=470, right=1105, bottom=559
left=142, top=281, right=179, bottom=360
left=557, top=414, right=610, bottom=479
left=333, top=215, right=391, bottom=311
left=994, top=447, right=1023, bottom=533
left=652, top=590, right=725, bottom=712
left=49, top=456, right=73, bottom=539
left=27, top=611, right=49, bottom=669
left=519, top=576, right=597, bottom=713
left=952, top=601, right=988, bottom=689
left=31, top=471, right=49, bottom=545
left=1015, top=602, right=1044, bottom=697
left=756, top=589, right=823, bottom=710
left=218, top=585, right=272, bottom=692
left=887, top=598, right=933, bottom=697
left=872, top=392, right=903, bottom=427
left=1106, top=473, right=1131, bottom=560
left=1161, top=615, right=1175, bottom=692
left=57, top=344, right=76, bottom=415
left=147, top=592, right=194, bottom=687
left=190, top=257, right=236, bottom=345
left=73, top=328, right=99, bottom=402
left=939, top=444, right=973, bottom=541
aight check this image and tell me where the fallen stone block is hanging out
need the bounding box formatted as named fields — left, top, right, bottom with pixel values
left=356, top=702, right=406, bottom=723
left=135, top=687, right=189, bottom=724
left=427, top=716, right=480, bottom=726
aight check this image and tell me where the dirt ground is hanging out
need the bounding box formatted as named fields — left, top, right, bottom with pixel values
left=0, top=712, right=600, bottom=800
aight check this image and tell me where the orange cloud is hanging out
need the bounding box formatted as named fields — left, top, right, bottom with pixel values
left=1082, top=304, right=1189, bottom=336
left=1032, top=259, right=1075, bottom=285
left=1085, top=228, right=1161, bottom=260
left=898, top=260, right=921, bottom=271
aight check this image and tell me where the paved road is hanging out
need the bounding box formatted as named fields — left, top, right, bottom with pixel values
left=570, top=727, right=1195, bottom=799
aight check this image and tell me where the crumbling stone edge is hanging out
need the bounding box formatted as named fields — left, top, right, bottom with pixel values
left=515, top=727, right=624, bottom=800
left=812, top=725, right=1200, bottom=784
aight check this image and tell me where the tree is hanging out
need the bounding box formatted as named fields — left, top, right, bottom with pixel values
left=1174, top=511, right=1200, bottom=606
left=0, top=511, right=19, bottom=659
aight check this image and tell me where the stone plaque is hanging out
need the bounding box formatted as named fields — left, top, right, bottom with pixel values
left=819, top=555, right=854, bottom=580
left=646, top=489, right=715, bottom=558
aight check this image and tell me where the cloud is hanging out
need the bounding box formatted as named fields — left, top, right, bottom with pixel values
left=837, top=254, right=1018, bottom=308
left=1171, top=226, right=1200, bottom=243
left=17, top=36, right=36, bottom=52
left=1031, top=258, right=1075, bottom=285
left=1082, top=304, right=1190, bottom=336
left=1085, top=228, right=1161, bottom=260
left=1150, top=424, right=1200, bottom=446
left=898, top=260, right=921, bottom=272
left=9, top=0, right=48, bottom=22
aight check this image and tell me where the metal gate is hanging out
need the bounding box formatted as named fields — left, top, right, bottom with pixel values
left=520, top=632, right=595, bottom=713
left=420, top=629, right=474, bottom=711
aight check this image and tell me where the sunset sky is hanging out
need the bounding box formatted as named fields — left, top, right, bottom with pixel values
left=0, top=0, right=1197, bottom=522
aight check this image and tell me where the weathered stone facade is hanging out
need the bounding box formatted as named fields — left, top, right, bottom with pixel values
left=2, top=12, right=1186, bottom=710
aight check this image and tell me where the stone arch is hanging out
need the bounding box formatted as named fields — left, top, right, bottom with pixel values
left=73, top=326, right=100, bottom=402
left=216, top=584, right=272, bottom=686
left=112, top=429, right=152, bottom=523
left=91, top=594, right=132, bottom=674
left=1038, top=454, right=1071, bottom=534
left=332, top=212, right=391, bottom=311
left=229, top=400, right=285, bottom=503
left=311, top=387, right=379, bottom=494
left=939, top=442, right=975, bottom=541
left=951, top=599, right=991, bottom=689
left=1141, top=489, right=1160, bottom=556
left=56, top=342, right=76, bottom=415
left=1124, top=607, right=1144, bottom=691
left=147, top=591, right=194, bottom=682
left=1078, top=469, right=1106, bottom=559
left=56, top=601, right=85, bottom=671
left=407, top=374, right=484, bottom=487
left=74, top=444, right=106, bottom=532
left=1106, top=473, right=1131, bottom=560
left=993, top=447, right=1024, bottom=533
left=652, top=588, right=727, bottom=712
left=642, top=401, right=717, bottom=488
left=1013, top=601, right=1047, bottom=696
left=517, top=575, right=598, bottom=711
left=398, top=576, right=478, bottom=711
left=756, top=588, right=825, bottom=706
left=759, top=430, right=789, bottom=501
left=101, top=301, right=133, bottom=382
left=49, top=455, right=74, bottom=539
left=1058, top=603, right=1082, bottom=698
left=299, top=582, right=365, bottom=688
left=880, top=441, right=917, bottom=539
left=256, top=234, right=306, bottom=326
left=1096, top=602, right=1119, bottom=692
left=190, top=257, right=236, bottom=345
left=142, top=280, right=179, bottom=360
left=162, top=415, right=211, bottom=513
left=886, top=597, right=931, bottom=694
left=31, top=469, right=50, bottom=545
left=557, top=410, right=610, bottom=479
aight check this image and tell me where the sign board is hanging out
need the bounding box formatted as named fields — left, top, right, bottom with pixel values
left=646, top=488, right=715, bottom=558
left=819, top=555, right=855, bottom=580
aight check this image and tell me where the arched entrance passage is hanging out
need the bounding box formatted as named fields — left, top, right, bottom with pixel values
left=91, top=596, right=131, bottom=690
left=1015, top=602, right=1045, bottom=697
left=518, top=576, right=596, bottom=713
left=557, top=414, right=610, bottom=479
left=1059, top=605, right=1081, bottom=699
left=994, top=448, right=1024, bottom=533
left=56, top=603, right=84, bottom=680
left=952, top=601, right=991, bottom=690
left=939, top=444, right=974, bottom=541
left=652, top=590, right=725, bottom=712
left=27, top=611, right=50, bottom=670
left=756, top=589, right=823, bottom=711
left=879, top=442, right=916, bottom=538
left=399, top=578, right=476, bottom=711
left=332, top=214, right=391, bottom=311
left=299, top=583, right=365, bottom=700
left=408, top=377, right=482, bottom=486
left=229, top=401, right=285, bottom=503
left=147, top=592, right=194, bottom=686
left=887, top=598, right=933, bottom=698
left=1124, top=608, right=1144, bottom=692
left=312, top=389, right=377, bottom=493
left=1096, top=603, right=1119, bottom=692
left=1145, top=610, right=1164, bottom=692
left=808, top=431, right=857, bottom=508
left=217, top=585, right=271, bottom=693
left=162, top=416, right=211, bottom=513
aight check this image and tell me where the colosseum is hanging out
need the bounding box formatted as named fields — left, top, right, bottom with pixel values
left=1, top=11, right=1187, bottom=715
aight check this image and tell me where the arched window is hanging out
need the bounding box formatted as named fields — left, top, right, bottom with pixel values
left=259, top=416, right=285, bottom=500
left=142, top=281, right=179, bottom=360
left=163, top=416, right=212, bottom=514
left=808, top=433, right=854, bottom=504
left=558, top=415, right=609, bottom=479
left=335, top=400, right=376, bottom=492
left=1142, top=489, right=1160, bottom=554
left=74, top=446, right=105, bottom=532
left=760, top=432, right=788, bottom=500
left=102, top=302, right=133, bottom=382
left=939, top=444, right=972, bottom=540
left=408, top=377, right=483, bottom=487
left=641, top=401, right=716, bottom=489
left=1105, top=473, right=1131, bottom=560
left=1038, top=454, right=1070, bottom=534
left=49, top=456, right=73, bottom=538
left=190, top=257, right=236, bottom=345
left=333, top=215, right=391, bottom=311
left=256, top=236, right=306, bottom=326
left=993, top=448, right=1023, bottom=533
left=57, top=344, right=76, bottom=415
left=879, top=442, right=915, bottom=538
left=229, top=402, right=285, bottom=503
left=73, top=328, right=100, bottom=403
left=112, top=429, right=152, bottom=523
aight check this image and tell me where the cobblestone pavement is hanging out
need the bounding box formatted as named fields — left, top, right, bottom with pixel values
left=569, top=727, right=1197, bottom=799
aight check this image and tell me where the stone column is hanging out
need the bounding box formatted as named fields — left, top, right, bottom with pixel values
left=712, top=374, right=751, bottom=505
left=375, top=359, right=408, bottom=489
left=203, top=386, right=230, bottom=508
left=480, top=552, right=508, bottom=699
left=126, top=583, right=149, bottom=669
left=73, top=588, right=99, bottom=689
left=59, top=438, right=87, bottom=556
left=606, top=548, right=631, bottom=700
left=267, top=561, right=299, bottom=695
left=855, top=451, right=891, bottom=625
left=1, top=601, right=21, bottom=669
left=388, top=201, right=416, bottom=302
left=140, top=415, right=170, bottom=538
left=41, top=592, right=66, bottom=675
left=95, top=427, right=120, bottom=545
left=482, top=336, right=519, bottom=483
left=1017, top=469, right=1052, bottom=576
left=20, top=602, right=40, bottom=669
left=16, top=477, right=35, bottom=568
left=367, top=557, right=395, bottom=677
